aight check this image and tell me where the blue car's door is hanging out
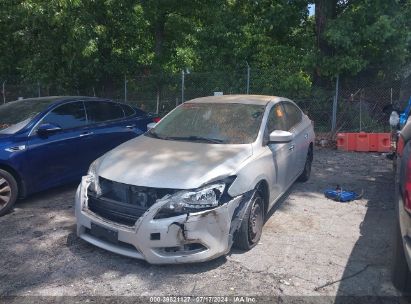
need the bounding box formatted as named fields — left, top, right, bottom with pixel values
left=26, top=101, right=91, bottom=191
left=83, top=101, right=146, bottom=159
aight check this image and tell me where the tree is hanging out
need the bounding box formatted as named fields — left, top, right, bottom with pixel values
left=313, top=0, right=410, bottom=83
left=0, top=0, right=409, bottom=97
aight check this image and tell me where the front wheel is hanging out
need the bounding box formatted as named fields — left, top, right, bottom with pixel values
left=234, top=190, right=264, bottom=250
left=0, top=169, right=18, bottom=217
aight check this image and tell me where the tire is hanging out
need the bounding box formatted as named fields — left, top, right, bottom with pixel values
left=298, top=146, right=313, bottom=182
left=392, top=220, right=411, bottom=294
left=234, top=190, right=264, bottom=250
left=0, top=169, right=18, bottom=217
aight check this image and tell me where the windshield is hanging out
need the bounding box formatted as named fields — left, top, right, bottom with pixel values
left=0, top=97, right=60, bottom=134
left=147, top=102, right=266, bottom=144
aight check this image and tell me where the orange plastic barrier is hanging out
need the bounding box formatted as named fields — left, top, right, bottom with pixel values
left=368, top=134, right=379, bottom=152
left=378, top=133, right=391, bottom=152
left=336, top=133, right=356, bottom=151
left=336, top=133, right=346, bottom=150
left=356, top=133, right=369, bottom=152
left=336, top=132, right=391, bottom=152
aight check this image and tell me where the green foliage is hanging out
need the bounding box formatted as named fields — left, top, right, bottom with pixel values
left=317, top=0, right=410, bottom=79
left=0, top=0, right=410, bottom=95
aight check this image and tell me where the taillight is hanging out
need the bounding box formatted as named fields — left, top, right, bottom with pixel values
left=153, top=117, right=161, bottom=123
left=405, top=158, right=411, bottom=213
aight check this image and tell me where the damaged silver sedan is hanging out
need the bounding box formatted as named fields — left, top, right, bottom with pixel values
left=75, top=95, right=315, bottom=264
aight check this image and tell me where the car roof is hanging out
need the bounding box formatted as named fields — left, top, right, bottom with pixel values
left=7, top=96, right=110, bottom=106
left=7, top=96, right=119, bottom=110
left=187, top=95, right=286, bottom=105
left=10, top=96, right=106, bottom=104
left=14, top=96, right=100, bottom=101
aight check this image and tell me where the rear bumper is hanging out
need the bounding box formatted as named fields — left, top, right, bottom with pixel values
left=75, top=177, right=245, bottom=264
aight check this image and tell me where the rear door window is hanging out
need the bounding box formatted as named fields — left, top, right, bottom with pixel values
left=41, top=102, right=86, bottom=129
left=121, top=104, right=136, bottom=117
left=85, top=101, right=125, bottom=124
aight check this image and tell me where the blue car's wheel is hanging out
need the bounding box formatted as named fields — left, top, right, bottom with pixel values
left=0, top=169, right=18, bottom=217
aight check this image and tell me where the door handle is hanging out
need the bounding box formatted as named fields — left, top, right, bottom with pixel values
left=125, top=125, right=136, bottom=129
left=289, top=145, right=295, bottom=151
left=79, top=132, right=94, bottom=137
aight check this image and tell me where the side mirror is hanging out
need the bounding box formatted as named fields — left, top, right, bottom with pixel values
left=147, top=122, right=157, bottom=130
left=269, top=130, right=293, bottom=143
left=37, top=123, right=62, bottom=136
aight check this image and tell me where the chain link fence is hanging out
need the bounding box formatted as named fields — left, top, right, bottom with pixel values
left=337, top=80, right=401, bottom=133
left=1, top=69, right=405, bottom=135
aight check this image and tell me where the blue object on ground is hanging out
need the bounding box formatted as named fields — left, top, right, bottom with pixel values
left=324, top=186, right=362, bottom=202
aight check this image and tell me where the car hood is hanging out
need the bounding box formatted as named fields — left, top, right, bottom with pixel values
left=0, top=133, right=13, bottom=140
left=0, top=133, right=17, bottom=147
left=97, top=135, right=253, bottom=189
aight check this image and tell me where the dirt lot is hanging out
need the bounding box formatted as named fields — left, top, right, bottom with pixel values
left=0, top=148, right=398, bottom=298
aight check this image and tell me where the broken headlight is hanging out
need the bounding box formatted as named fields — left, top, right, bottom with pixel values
left=155, top=177, right=236, bottom=218
left=87, top=159, right=101, bottom=196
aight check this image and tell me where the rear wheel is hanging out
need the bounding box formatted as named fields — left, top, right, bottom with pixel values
left=0, top=169, right=18, bottom=217
left=393, top=220, right=411, bottom=294
left=234, top=190, right=264, bottom=250
left=298, top=146, right=313, bottom=182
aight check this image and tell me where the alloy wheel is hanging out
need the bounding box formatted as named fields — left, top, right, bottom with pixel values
left=0, top=178, right=11, bottom=209
left=248, top=197, right=263, bottom=244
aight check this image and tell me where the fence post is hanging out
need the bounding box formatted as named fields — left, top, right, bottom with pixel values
left=246, top=62, right=250, bottom=94
left=181, top=70, right=185, bottom=104
left=37, top=81, right=41, bottom=97
left=180, top=68, right=191, bottom=104
left=331, top=75, right=339, bottom=133
left=124, top=74, right=128, bottom=103
left=359, top=89, right=362, bottom=132
left=156, top=90, right=160, bottom=114
left=2, top=81, right=6, bottom=104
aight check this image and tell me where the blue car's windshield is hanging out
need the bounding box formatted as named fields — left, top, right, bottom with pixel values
left=0, top=97, right=61, bottom=134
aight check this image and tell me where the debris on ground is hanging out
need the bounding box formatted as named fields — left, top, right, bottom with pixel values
left=324, top=185, right=364, bottom=202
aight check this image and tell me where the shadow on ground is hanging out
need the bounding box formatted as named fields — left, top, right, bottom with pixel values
left=334, top=163, right=397, bottom=298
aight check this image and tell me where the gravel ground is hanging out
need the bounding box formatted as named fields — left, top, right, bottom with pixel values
left=0, top=148, right=398, bottom=299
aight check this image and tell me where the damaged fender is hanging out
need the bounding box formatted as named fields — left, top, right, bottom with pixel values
left=227, top=190, right=255, bottom=248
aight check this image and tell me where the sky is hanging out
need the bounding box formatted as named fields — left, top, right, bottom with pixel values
left=308, top=4, right=315, bottom=16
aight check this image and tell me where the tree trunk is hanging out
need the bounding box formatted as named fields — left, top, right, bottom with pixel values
left=154, top=15, right=166, bottom=61
left=314, top=0, right=337, bottom=86
left=153, top=14, right=166, bottom=110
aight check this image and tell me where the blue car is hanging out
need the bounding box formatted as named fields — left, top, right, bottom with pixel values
left=0, top=96, right=156, bottom=216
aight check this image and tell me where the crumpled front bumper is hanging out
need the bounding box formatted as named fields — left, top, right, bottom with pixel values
left=75, top=176, right=248, bottom=264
